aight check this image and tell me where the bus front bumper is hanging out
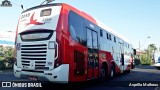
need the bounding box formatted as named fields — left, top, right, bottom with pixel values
left=14, top=64, right=69, bottom=83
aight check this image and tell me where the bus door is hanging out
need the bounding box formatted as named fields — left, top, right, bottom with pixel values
left=86, top=28, right=99, bottom=79
left=119, top=42, right=124, bottom=72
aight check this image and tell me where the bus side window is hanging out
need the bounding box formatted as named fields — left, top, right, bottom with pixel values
left=106, top=32, right=109, bottom=39
left=68, top=11, right=87, bottom=46
left=100, top=29, right=103, bottom=37
left=109, top=34, right=112, bottom=41
left=114, top=37, right=116, bottom=42
left=69, top=25, right=77, bottom=41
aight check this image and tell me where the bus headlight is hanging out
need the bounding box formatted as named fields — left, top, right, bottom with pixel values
left=48, top=41, right=55, bottom=49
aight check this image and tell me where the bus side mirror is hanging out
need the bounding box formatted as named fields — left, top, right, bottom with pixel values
left=133, top=49, right=136, bottom=55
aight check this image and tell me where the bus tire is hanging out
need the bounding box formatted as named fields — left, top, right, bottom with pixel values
left=126, top=69, right=132, bottom=74
left=157, top=67, right=160, bottom=70
left=110, top=64, right=115, bottom=78
left=100, top=64, right=107, bottom=82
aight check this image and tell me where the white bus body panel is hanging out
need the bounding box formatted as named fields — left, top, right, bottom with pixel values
left=18, top=6, right=62, bottom=33
left=153, top=51, right=160, bottom=68
left=14, top=64, right=69, bottom=83
left=14, top=5, right=69, bottom=82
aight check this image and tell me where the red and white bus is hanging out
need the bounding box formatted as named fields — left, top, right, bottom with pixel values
left=14, top=3, right=134, bottom=83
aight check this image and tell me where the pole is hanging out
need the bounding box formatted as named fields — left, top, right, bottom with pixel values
left=147, top=48, right=150, bottom=62
left=139, top=41, right=141, bottom=60
left=148, top=48, right=150, bottom=64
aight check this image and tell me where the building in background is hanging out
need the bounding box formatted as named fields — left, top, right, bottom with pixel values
left=0, top=31, right=15, bottom=47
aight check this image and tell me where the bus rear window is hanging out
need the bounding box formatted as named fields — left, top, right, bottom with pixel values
left=40, top=9, right=52, bottom=17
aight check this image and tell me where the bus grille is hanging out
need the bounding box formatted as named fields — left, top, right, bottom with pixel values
left=21, top=44, right=47, bottom=69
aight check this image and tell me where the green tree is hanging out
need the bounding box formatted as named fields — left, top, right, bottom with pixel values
left=139, top=44, right=157, bottom=65
left=147, top=44, right=157, bottom=65
left=3, top=46, right=14, bottom=60
left=140, top=53, right=151, bottom=65
left=148, top=44, right=157, bottom=52
left=0, top=46, right=14, bottom=70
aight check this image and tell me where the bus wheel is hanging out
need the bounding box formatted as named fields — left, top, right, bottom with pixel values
left=110, top=64, right=115, bottom=78
left=100, top=64, right=107, bottom=82
left=157, top=67, right=160, bottom=70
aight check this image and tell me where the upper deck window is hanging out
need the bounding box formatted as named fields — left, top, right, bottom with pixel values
left=40, top=9, right=52, bottom=17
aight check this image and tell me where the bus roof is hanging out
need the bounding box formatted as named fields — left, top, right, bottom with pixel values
left=64, top=3, right=132, bottom=45
left=22, top=3, right=62, bottom=13
left=22, top=3, right=131, bottom=45
left=95, top=19, right=131, bottom=45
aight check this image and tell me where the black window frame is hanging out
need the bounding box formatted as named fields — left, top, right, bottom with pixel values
left=106, top=32, right=109, bottom=39
left=100, top=29, right=103, bottom=37
left=20, top=29, right=53, bottom=42
left=109, top=34, right=112, bottom=41
left=114, top=37, right=116, bottom=42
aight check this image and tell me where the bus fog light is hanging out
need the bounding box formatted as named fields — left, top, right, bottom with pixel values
left=48, top=41, right=55, bottom=49
left=53, top=76, right=57, bottom=78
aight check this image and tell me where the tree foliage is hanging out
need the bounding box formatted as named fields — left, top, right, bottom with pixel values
left=140, top=53, right=152, bottom=65
left=148, top=44, right=157, bottom=52
left=139, top=44, right=157, bottom=65
left=0, top=46, right=14, bottom=70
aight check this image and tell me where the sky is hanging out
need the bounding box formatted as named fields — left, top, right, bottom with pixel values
left=0, top=0, right=160, bottom=50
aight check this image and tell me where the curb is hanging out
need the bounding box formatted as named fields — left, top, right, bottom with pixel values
left=0, top=70, right=13, bottom=74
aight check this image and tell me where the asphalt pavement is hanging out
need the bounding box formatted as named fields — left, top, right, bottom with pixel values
left=0, top=65, right=160, bottom=90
